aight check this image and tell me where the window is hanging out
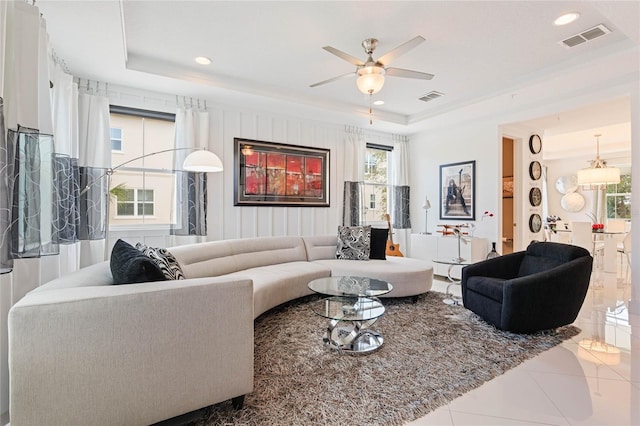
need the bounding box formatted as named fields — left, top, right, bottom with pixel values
left=116, top=188, right=154, bottom=217
left=109, top=106, right=176, bottom=227
left=110, top=127, right=123, bottom=151
left=363, top=143, right=392, bottom=224
left=606, top=173, right=631, bottom=219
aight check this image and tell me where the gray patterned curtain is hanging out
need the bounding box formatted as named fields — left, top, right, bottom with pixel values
left=6, top=126, right=59, bottom=259
left=52, top=154, right=80, bottom=244
left=171, top=171, right=207, bottom=236
left=342, top=181, right=363, bottom=226
left=0, top=98, right=10, bottom=272
left=172, top=107, right=209, bottom=237
left=392, top=185, right=411, bottom=229
left=78, top=166, right=106, bottom=240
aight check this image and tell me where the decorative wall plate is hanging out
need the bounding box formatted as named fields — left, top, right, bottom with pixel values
left=529, top=187, right=542, bottom=207
left=561, top=192, right=585, bottom=212
left=529, top=161, right=542, bottom=181
left=529, top=214, right=542, bottom=233
left=555, top=175, right=578, bottom=194
left=529, top=134, right=542, bottom=154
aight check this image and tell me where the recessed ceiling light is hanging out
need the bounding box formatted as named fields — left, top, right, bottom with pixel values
left=554, top=12, right=580, bottom=26
left=194, top=56, right=212, bottom=65
left=373, top=100, right=385, bottom=106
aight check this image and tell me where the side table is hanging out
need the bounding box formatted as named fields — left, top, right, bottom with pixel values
left=432, top=258, right=470, bottom=305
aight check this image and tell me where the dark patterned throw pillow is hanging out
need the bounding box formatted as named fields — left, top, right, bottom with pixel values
left=136, top=243, right=186, bottom=280
left=110, top=239, right=167, bottom=285
left=336, top=225, right=371, bottom=260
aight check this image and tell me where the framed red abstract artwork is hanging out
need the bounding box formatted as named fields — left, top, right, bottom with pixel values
left=234, top=138, right=330, bottom=207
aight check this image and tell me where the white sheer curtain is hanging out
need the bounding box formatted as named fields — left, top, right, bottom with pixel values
left=344, top=125, right=366, bottom=181
left=0, top=1, right=6, bottom=97
left=1, top=3, right=61, bottom=416
left=171, top=106, right=209, bottom=245
left=542, top=165, right=549, bottom=240
left=1, top=1, right=56, bottom=287
left=51, top=63, right=81, bottom=274
left=343, top=126, right=366, bottom=225
left=3, top=1, right=43, bottom=132
left=77, top=89, right=111, bottom=266
left=391, top=134, right=411, bottom=253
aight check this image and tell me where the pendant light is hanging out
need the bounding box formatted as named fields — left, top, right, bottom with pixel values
left=577, top=134, right=620, bottom=187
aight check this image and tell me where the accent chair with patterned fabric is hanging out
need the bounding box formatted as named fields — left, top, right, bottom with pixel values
left=461, top=242, right=593, bottom=333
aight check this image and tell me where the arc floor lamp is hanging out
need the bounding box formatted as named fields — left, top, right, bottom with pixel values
left=80, top=147, right=224, bottom=260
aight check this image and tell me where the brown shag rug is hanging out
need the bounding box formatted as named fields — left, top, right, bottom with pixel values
left=193, top=291, right=579, bottom=426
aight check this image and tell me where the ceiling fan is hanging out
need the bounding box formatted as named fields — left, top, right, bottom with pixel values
left=310, top=36, right=434, bottom=95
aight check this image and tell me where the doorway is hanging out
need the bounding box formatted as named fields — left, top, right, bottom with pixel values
left=502, top=137, right=514, bottom=254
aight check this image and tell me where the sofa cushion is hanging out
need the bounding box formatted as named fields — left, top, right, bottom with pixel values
left=136, top=243, right=185, bottom=280
left=110, top=239, right=167, bottom=285
left=170, top=236, right=308, bottom=278
left=465, top=276, right=505, bottom=303
left=518, top=241, right=590, bottom=277
left=336, top=225, right=371, bottom=260
left=369, top=227, right=388, bottom=260
left=313, top=256, right=433, bottom=298
left=224, top=261, right=331, bottom=318
left=30, top=261, right=114, bottom=292
left=303, top=235, right=339, bottom=261
left=518, top=255, right=564, bottom=277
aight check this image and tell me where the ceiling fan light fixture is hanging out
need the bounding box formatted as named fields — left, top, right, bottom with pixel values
left=356, top=66, right=385, bottom=94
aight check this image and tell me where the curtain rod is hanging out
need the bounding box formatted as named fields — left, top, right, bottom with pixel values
left=346, top=125, right=409, bottom=144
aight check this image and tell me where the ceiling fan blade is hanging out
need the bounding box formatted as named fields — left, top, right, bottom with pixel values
left=377, top=36, right=426, bottom=66
left=322, top=46, right=365, bottom=66
left=309, top=72, right=355, bottom=88
left=385, top=67, right=434, bottom=80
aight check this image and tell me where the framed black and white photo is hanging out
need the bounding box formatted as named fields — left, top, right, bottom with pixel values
left=439, top=160, right=475, bottom=221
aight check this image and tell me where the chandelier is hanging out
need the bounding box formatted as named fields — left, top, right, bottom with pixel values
left=576, top=134, right=620, bottom=187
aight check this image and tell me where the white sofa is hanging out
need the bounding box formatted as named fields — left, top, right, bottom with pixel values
left=8, top=235, right=433, bottom=426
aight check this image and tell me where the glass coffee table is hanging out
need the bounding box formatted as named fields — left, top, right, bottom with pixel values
left=308, top=276, right=393, bottom=354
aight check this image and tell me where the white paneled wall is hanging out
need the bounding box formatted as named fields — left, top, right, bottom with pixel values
left=210, top=107, right=345, bottom=241
left=103, top=85, right=350, bottom=241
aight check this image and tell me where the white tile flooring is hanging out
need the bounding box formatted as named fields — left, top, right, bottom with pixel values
left=409, top=265, right=639, bottom=426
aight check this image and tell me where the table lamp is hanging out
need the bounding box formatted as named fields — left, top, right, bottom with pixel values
left=422, top=196, right=432, bottom=234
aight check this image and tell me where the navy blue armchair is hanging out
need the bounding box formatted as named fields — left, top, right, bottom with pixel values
left=461, top=242, right=593, bottom=333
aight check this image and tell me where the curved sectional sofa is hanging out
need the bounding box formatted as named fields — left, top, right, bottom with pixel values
left=8, top=234, right=433, bottom=426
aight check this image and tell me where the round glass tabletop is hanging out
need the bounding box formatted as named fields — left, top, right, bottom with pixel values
left=308, top=276, right=393, bottom=297
left=310, top=296, right=385, bottom=321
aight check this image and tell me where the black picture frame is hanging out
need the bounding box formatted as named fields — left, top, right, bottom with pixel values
left=439, top=160, right=475, bottom=220
left=529, top=134, right=542, bottom=154
left=233, top=138, right=330, bottom=207
left=529, top=213, right=542, bottom=233
left=529, top=161, right=542, bottom=180
left=529, top=187, right=542, bottom=206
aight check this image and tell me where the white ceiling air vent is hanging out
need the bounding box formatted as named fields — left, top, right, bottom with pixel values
left=560, top=24, right=611, bottom=48
left=419, top=91, right=444, bottom=102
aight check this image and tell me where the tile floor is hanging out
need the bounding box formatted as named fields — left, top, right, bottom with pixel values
left=409, top=263, right=638, bottom=426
